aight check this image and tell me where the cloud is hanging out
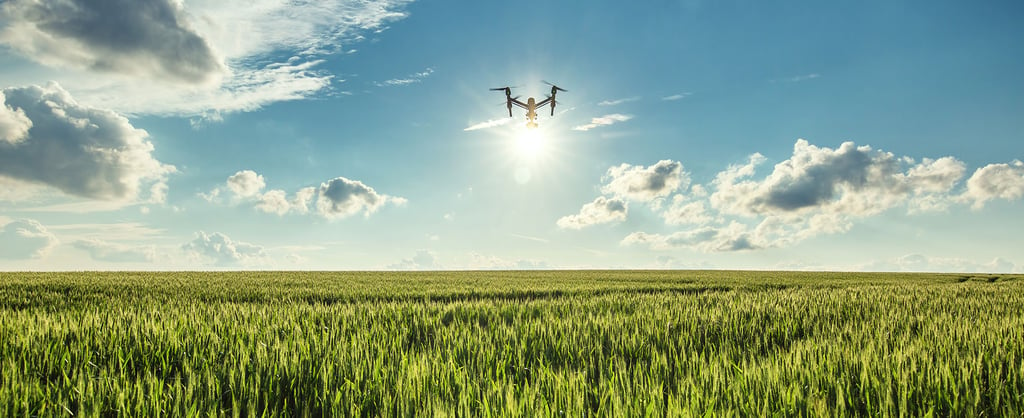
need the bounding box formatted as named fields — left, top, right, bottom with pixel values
left=0, top=219, right=59, bottom=259
left=226, top=170, right=266, bottom=198
left=464, top=118, right=512, bottom=131
left=73, top=239, right=155, bottom=263
left=598, top=97, right=640, bottom=106
left=182, top=231, right=265, bottom=266
left=776, top=73, right=821, bottom=83
left=387, top=249, right=438, bottom=270
left=960, top=160, right=1024, bottom=209
left=0, top=91, right=33, bottom=144
left=1, top=0, right=415, bottom=117
left=621, top=222, right=756, bottom=252
left=0, top=0, right=225, bottom=86
left=583, top=138, right=1024, bottom=253
left=662, top=195, right=714, bottom=226
left=865, top=254, right=1018, bottom=273
left=603, top=160, right=688, bottom=202
left=465, top=253, right=549, bottom=270
left=710, top=139, right=964, bottom=218
left=256, top=187, right=315, bottom=215
left=376, top=67, right=434, bottom=86
left=572, top=114, right=633, bottom=131
left=557, top=196, right=627, bottom=229
left=208, top=171, right=400, bottom=219
left=661, top=93, right=692, bottom=101
left=317, top=176, right=405, bottom=219
left=0, top=83, right=175, bottom=202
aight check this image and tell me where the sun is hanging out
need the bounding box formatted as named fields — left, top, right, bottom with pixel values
left=514, top=126, right=546, bottom=158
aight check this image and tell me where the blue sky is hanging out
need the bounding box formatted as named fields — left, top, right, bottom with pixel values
left=1, top=0, right=1022, bottom=271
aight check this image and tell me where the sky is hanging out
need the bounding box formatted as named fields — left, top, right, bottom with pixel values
left=1, top=0, right=1023, bottom=271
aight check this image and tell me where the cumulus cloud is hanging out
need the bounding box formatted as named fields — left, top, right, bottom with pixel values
left=0, top=219, right=59, bottom=259
left=464, top=118, right=512, bottom=131
left=603, top=160, right=688, bottom=201
left=256, top=187, right=315, bottom=216
left=622, top=222, right=756, bottom=252
left=226, top=170, right=266, bottom=198
left=960, top=160, right=1024, bottom=209
left=710, top=140, right=965, bottom=218
left=182, top=231, right=265, bottom=265
left=557, top=196, right=627, bottom=229
left=0, top=91, right=33, bottom=144
left=317, top=176, right=405, bottom=219
left=0, top=0, right=225, bottom=85
left=560, top=138, right=1024, bottom=253
left=466, top=253, right=549, bottom=270
left=0, top=83, right=175, bottom=202
left=73, top=239, right=155, bottom=263
left=572, top=114, right=632, bottom=131
left=387, top=249, right=438, bottom=270
left=865, top=254, right=1018, bottom=273
left=207, top=170, right=401, bottom=219
left=662, top=195, right=714, bottom=226
left=1, top=0, right=415, bottom=116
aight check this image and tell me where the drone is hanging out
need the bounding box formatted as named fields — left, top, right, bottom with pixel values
left=490, top=81, right=567, bottom=128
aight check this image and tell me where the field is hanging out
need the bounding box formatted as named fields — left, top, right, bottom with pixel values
left=1, top=271, right=1022, bottom=416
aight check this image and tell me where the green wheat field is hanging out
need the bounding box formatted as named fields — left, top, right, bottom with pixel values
left=1, top=271, right=1022, bottom=416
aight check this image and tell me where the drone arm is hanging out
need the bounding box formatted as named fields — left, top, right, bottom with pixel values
left=534, top=97, right=552, bottom=108
left=510, top=98, right=530, bottom=110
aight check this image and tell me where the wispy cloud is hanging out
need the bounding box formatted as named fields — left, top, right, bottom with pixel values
left=572, top=114, right=633, bottom=131
left=661, top=92, right=692, bottom=101
left=464, top=118, right=512, bottom=131
left=774, top=73, right=821, bottom=83
left=598, top=96, right=640, bottom=106
left=376, top=67, right=434, bottom=86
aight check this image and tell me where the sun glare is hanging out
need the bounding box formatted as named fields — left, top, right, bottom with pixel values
left=514, top=127, right=546, bottom=158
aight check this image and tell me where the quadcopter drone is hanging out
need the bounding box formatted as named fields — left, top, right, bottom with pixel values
left=490, top=81, right=567, bottom=128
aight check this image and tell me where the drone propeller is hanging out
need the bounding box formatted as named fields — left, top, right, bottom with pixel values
left=490, top=87, right=509, bottom=92
left=542, top=81, right=567, bottom=92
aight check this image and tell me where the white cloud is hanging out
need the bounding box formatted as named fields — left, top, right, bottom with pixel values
left=226, top=170, right=266, bottom=198
left=662, top=195, right=714, bottom=226
left=865, top=254, right=1018, bottom=273
left=0, top=91, right=33, bottom=144
left=387, top=249, right=438, bottom=270
left=621, top=221, right=756, bottom=252
left=598, top=97, right=640, bottom=106
left=0, top=0, right=225, bottom=86
left=0, top=83, right=175, bottom=202
left=710, top=140, right=965, bottom=218
left=595, top=139, right=1024, bottom=253
left=556, top=196, right=627, bottom=229
left=208, top=170, right=399, bottom=219
left=317, top=176, right=404, bottom=219
left=661, top=93, right=692, bottom=101
left=960, top=160, right=1024, bottom=209
left=464, top=118, right=512, bottom=131
left=1, top=0, right=416, bottom=116
left=73, top=239, right=156, bottom=263
left=376, top=67, right=434, bottom=86
left=0, top=219, right=59, bottom=259
left=572, top=114, right=632, bottom=131
left=182, top=231, right=266, bottom=266
left=778, top=73, right=821, bottom=83
left=465, top=253, right=549, bottom=270
left=603, top=160, right=688, bottom=202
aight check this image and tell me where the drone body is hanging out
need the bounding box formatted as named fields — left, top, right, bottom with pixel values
left=490, top=82, right=567, bottom=128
